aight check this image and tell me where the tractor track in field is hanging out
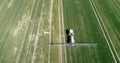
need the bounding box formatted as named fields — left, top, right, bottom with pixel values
left=15, top=19, right=30, bottom=63
left=89, top=0, right=120, bottom=62
left=24, top=0, right=44, bottom=62
left=24, top=24, right=34, bottom=63
left=48, top=0, right=53, bottom=63
left=61, top=0, right=67, bottom=63
left=31, top=0, right=45, bottom=63
left=24, top=3, right=38, bottom=63
left=58, top=0, right=62, bottom=63
left=15, top=0, right=36, bottom=63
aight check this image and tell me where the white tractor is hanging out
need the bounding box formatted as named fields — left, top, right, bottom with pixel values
left=68, top=29, right=75, bottom=45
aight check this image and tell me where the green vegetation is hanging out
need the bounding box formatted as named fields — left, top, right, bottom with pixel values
left=93, top=0, right=120, bottom=59
left=63, top=0, right=118, bottom=62
left=0, top=0, right=120, bottom=63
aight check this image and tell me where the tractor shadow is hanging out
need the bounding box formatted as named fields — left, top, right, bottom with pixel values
left=65, top=29, right=71, bottom=44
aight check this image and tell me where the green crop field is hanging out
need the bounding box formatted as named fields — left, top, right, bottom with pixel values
left=0, top=0, right=120, bottom=63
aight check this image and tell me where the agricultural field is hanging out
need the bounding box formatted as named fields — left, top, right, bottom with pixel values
left=0, top=0, right=120, bottom=63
